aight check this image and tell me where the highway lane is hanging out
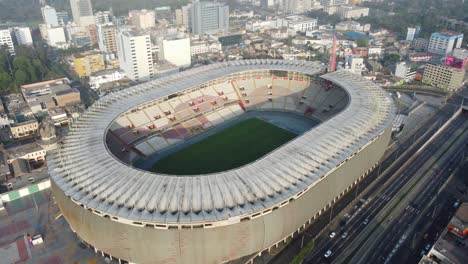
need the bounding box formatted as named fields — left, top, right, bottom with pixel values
left=363, top=116, right=468, bottom=264
left=266, top=100, right=460, bottom=264
left=304, top=110, right=468, bottom=264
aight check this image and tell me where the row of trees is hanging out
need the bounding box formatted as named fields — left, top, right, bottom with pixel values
left=0, top=45, right=61, bottom=94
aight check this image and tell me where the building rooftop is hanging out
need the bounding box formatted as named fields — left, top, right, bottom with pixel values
left=6, top=142, right=44, bottom=160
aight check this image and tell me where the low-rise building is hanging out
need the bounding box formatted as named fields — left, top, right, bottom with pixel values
left=48, top=107, right=70, bottom=126
left=412, top=38, right=429, bottom=51
left=73, top=51, right=105, bottom=77
left=89, top=69, right=126, bottom=90
left=423, top=64, right=465, bottom=90
left=9, top=113, right=38, bottom=139
left=425, top=203, right=468, bottom=264
left=0, top=151, right=11, bottom=181
left=6, top=142, right=46, bottom=163
left=21, top=79, right=81, bottom=114
left=335, top=21, right=370, bottom=32
left=336, top=5, right=369, bottom=19
left=190, top=37, right=222, bottom=56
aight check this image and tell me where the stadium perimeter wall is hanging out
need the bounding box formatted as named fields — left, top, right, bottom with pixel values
left=52, top=126, right=392, bottom=264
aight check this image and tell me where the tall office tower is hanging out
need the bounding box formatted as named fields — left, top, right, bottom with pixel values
left=13, top=27, right=33, bottom=46
left=70, top=0, right=95, bottom=26
left=128, top=9, right=156, bottom=29
left=116, top=28, right=154, bottom=82
left=428, top=31, right=464, bottom=55
left=406, top=27, right=418, bottom=41
left=57, top=11, right=70, bottom=26
left=41, top=5, right=60, bottom=27
left=0, top=29, right=15, bottom=55
left=191, top=0, right=229, bottom=35
left=97, top=23, right=117, bottom=54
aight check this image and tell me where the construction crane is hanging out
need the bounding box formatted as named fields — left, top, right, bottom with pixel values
left=328, top=32, right=337, bottom=72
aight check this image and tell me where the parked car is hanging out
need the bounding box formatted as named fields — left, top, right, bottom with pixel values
left=341, top=232, right=348, bottom=239
left=329, top=232, right=336, bottom=238
left=363, top=218, right=369, bottom=225
left=324, top=250, right=332, bottom=258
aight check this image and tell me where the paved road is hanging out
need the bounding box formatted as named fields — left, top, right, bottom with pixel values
left=304, top=109, right=468, bottom=264
left=264, top=101, right=458, bottom=264
left=357, top=114, right=468, bottom=264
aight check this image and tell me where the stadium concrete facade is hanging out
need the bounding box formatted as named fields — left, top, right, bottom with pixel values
left=49, top=60, right=395, bottom=264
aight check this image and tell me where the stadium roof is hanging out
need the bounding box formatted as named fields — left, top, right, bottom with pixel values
left=49, top=60, right=395, bottom=224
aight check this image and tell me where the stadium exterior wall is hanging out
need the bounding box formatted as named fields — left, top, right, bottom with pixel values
left=52, top=126, right=392, bottom=264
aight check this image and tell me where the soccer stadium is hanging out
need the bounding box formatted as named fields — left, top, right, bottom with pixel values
left=48, top=60, right=395, bottom=264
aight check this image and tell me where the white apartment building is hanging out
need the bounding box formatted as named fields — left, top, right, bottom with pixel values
left=427, top=31, right=464, bottom=55
left=47, top=27, right=67, bottom=48
left=190, top=37, right=222, bottom=55
left=348, top=56, right=364, bottom=75
left=116, top=28, right=154, bottom=82
left=287, top=16, right=318, bottom=35
left=395, top=62, right=417, bottom=82
left=89, top=69, right=126, bottom=90
left=128, top=9, right=156, bottom=29
left=0, top=29, right=15, bottom=55
left=13, top=27, right=33, bottom=46
left=95, top=11, right=112, bottom=25
left=406, top=27, right=419, bottom=41
left=336, top=5, right=369, bottom=19
left=41, top=5, right=59, bottom=27
left=246, top=16, right=316, bottom=35
left=159, top=34, right=191, bottom=68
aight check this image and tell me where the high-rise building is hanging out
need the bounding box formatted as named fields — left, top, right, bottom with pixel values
left=70, top=0, right=95, bottom=26
left=175, top=9, right=183, bottom=26
left=57, top=11, right=70, bottom=26
left=422, top=63, right=465, bottom=90
left=0, top=30, right=15, bottom=55
left=406, top=27, right=420, bottom=42
left=428, top=31, right=464, bottom=55
left=13, top=27, right=33, bottom=46
left=159, top=34, right=191, bottom=67
left=116, top=28, right=154, bottom=82
left=41, top=5, right=60, bottom=27
left=73, top=51, right=105, bottom=77
left=97, top=23, right=117, bottom=54
left=182, top=4, right=192, bottom=31
left=128, top=9, right=156, bottom=29
left=191, top=1, right=229, bottom=35
left=95, top=11, right=112, bottom=25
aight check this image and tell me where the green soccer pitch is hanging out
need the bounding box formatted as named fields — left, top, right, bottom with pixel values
left=151, top=118, right=297, bottom=175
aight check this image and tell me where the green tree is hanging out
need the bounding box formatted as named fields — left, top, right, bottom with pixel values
left=14, top=70, right=29, bottom=86
left=0, top=72, right=11, bottom=90
left=356, top=38, right=369, bottom=47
